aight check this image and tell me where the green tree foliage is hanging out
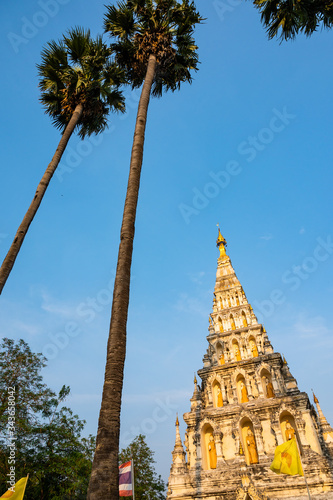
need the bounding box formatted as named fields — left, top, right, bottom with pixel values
left=0, top=338, right=95, bottom=499
left=119, top=435, right=166, bottom=500
left=253, top=0, right=333, bottom=40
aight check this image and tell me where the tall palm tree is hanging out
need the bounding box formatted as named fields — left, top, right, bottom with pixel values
left=0, top=27, right=125, bottom=294
left=253, top=0, right=333, bottom=40
left=87, top=1, right=202, bottom=498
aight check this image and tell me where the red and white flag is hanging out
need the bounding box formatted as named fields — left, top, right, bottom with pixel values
left=119, top=460, right=133, bottom=497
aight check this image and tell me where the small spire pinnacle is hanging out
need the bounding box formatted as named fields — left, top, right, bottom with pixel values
left=312, top=390, right=319, bottom=404
left=175, top=413, right=179, bottom=427
left=312, top=390, right=330, bottom=427
left=194, top=373, right=197, bottom=385
left=216, top=224, right=227, bottom=259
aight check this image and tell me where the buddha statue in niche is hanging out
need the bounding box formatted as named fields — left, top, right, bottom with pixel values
left=217, top=388, right=223, bottom=407
left=240, top=381, right=249, bottom=403
left=263, top=376, right=275, bottom=398
left=285, top=420, right=295, bottom=441
left=233, top=343, right=241, bottom=361
left=246, top=429, right=258, bottom=464
left=208, top=434, right=217, bottom=469
left=250, top=377, right=259, bottom=398
left=219, top=353, right=225, bottom=365
left=249, top=339, right=258, bottom=357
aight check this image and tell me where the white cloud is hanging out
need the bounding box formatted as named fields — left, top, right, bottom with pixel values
left=188, top=271, right=205, bottom=285
left=260, top=233, right=273, bottom=241
left=174, top=292, right=208, bottom=317
left=40, top=290, right=79, bottom=318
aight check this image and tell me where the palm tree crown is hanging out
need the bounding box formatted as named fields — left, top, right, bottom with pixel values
left=0, top=27, right=126, bottom=295
left=38, top=27, right=125, bottom=138
left=254, top=0, right=333, bottom=40
left=104, top=0, right=203, bottom=96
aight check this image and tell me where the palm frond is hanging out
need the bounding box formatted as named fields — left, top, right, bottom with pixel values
left=104, top=4, right=137, bottom=39
left=37, top=27, right=126, bottom=137
left=104, top=0, right=202, bottom=97
left=254, top=0, right=333, bottom=40
left=63, top=27, right=91, bottom=64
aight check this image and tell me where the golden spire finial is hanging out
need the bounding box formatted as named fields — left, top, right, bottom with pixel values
left=216, top=224, right=227, bottom=259
left=312, top=389, right=319, bottom=404
left=175, top=414, right=179, bottom=426
left=194, top=373, right=197, bottom=385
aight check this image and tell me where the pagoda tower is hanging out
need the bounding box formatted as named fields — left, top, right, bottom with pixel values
left=167, top=230, right=333, bottom=500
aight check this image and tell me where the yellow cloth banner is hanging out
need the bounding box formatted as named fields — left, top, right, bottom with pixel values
left=0, top=477, right=28, bottom=499
left=270, top=438, right=303, bottom=476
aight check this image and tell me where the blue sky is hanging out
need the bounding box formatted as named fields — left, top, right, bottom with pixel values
left=1, top=0, right=333, bottom=484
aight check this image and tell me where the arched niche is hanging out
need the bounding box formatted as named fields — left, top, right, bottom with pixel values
left=232, top=339, right=241, bottom=361
left=236, top=374, right=248, bottom=403
left=242, top=311, right=248, bottom=328
left=227, top=295, right=232, bottom=307
left=212, top=380, right=223, bottom=408
left=230, top=314, right=236, bottom=330
left=249, top=336, right=258, bottom=358
left=218, top=316, right=224, bottom=333
left=216, top=342, right=225, bottom=365
left=260, top=369, right=275, bottom=398
left=240, top=419, right=259, bottom=465
left=201, top=424, right=217, bottom=470
left=280, top=412, right=301, bottom=451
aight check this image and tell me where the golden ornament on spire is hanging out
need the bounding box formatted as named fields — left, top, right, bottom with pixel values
left=194, top=373, right=197, bottom=385
left=216, top=224, right=228, bottom=259
left=312, top=391, right=319, bottom=404
left=176, top=414, right=179, bottom=426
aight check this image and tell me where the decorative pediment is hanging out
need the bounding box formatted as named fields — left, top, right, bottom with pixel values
left=236, top=476, right=269, bottom=500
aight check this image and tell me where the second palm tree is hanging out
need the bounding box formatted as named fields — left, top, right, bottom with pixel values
left=87, top=1, right=203, bottom=497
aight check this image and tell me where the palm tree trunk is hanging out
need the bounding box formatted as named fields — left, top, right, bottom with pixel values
left=87, top=54, right=157, bottom=499
left=0, top=103, right=84, bottom=294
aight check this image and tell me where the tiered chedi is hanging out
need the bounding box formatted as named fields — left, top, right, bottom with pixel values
left=167, top=230, right=333, bottom=500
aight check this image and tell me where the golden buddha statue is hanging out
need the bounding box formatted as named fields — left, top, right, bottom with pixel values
left=234, top=343, right=241, bottom=361
left=264, top=376, right=275, bottom=398
left=249, top=339, right=258, bottom=357
left=246, top=429, right=258, bottom=464
left=217, top=389, right=223, bottom=407
left=285, top=420, right=295, bottom=441
left=208, top=434, right=217, bottom=469
left=240, top=382, right=249, bottom=403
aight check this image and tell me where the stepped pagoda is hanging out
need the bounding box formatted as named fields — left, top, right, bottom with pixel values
left=167, top=229, right=333, bottom=500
